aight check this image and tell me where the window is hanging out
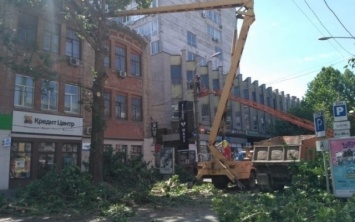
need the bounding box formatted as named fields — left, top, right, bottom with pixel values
left=14, top=75, right=34, bottom=108
left=207, top=25, right=221, bottom=41
left=104, top=44, right=110, bottom=68
left=226, top=109, right=231, bottom=127
left=115, top=144, right=127, bottom=163
left=200, top=75, right=209, bottom=89
left=17, top=14, right=37, bottom=46
left=187, top=51, right=196, bottom=61
left=201, top=104, right=210, bottom=117
left=253, top=116, right=258, bottom=130
left=215, top=46, right=223, bottom=60
left=233, top=86, right=240, bottom=96
left=115, top=46, right=126, bottom=71
left=187, top=31, right=196, bottom=47
left=243, top=89, right=249, bottom=99
left=259, top=95, right=264, bottom=105
left=131, top=145, right=142, bottom=159
left=131, top=97, right=142, bottom=121
left=134, top=20, right=159, bottom=37
left=38, top=142, right=56, bottom=178
left=171, top=65, right=181, bottom=84
left=206, top=10, right=221, bottom=24
left=43, top=22, right=60, bottom=53
left=65, top=28, right=80, bottom=59
left=10, top=142, right=31, bottom=179
left=130, top=53, right=141, bottom=76
left=62, top=143, right=78, bottom=167
left=64, top=84, right=80, bottom=113
left=252, top=92, right=256, bottom=102
left=104, top=92, right=111, bottom=117
left=235, top=112, right=241, bottom=127
left=212, top=79, right=219, bottom=90
left=186, top=70, right=194, bottom=89
left=172, top=104, right=179, bottom=120
left=41, top=80, right=58, bottom=111
left=151, top=40, right=160, bottom=55
left=115, top=95, right=127, bottom=119
left=260, top=117, right=265, bottom=131
left=104, top=144, right=113, bottom=151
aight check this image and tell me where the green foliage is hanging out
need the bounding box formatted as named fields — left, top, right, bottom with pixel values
left=15, top=166, right=111, bottom=214
left=212, top=152, right=355, bottom=222
left=304, top=67, right=355, bottom=130
left=289, top=152, right=330, bottom=191
left=213, top=188, right=355, bottom=222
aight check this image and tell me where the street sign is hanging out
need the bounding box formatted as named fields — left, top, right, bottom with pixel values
left=333, top=101, right=348, bottom=121
left=316, top=139, right=329, bottom=151
left=313, top=112, right=325, bottom=137
left=333, top=121, right=350, bottom=130
left=333, top=129, right=351, bottom=138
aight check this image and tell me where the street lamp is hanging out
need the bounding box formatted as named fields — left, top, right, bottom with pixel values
left=318, top=36, right=355, bottom=40
left=193, top=52, right=221, bottom=159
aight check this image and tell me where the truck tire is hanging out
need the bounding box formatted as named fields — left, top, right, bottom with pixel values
left=258, top=174, right=273, bottom=192
left=242, top=171, right=256, bottom=190
left=273, top=184, right=285, bottom=191
left=212, top=176, right=229, bottom=189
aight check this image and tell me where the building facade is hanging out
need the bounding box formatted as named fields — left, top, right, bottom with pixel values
left=118, top=0, right=300, bottom=158
left=0, top=3, right=152, bottom=189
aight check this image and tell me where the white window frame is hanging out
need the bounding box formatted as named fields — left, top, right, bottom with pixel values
left=41, top=80, right=58, bottom=111
left=14, top=74, right=34, bottom=108
left=64, top=84, right=80, bottom=113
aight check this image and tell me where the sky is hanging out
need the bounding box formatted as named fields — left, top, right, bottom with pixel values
left=239, top=0, right=355, bottom=99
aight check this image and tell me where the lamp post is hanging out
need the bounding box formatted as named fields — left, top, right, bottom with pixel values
left=193, top=52, right=221, bottom=160
left=318, top=36, right=355, bottom=40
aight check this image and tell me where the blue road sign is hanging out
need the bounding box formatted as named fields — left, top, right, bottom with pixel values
left=333, top=101, right=347, bottom=121
left=313, top=112, right=325, bottom=137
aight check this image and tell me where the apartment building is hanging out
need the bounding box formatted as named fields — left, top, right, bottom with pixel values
left=0, top=3, right=152, bottom=189
left=118, top=0, right=300, bottom=157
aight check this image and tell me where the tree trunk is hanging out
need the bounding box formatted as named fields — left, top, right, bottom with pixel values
left=89, top=50, right=106, bottom=183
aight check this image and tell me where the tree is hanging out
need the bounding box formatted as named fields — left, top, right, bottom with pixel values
left=304, top=66, right=355, bottom=134
left=2, top=0, right=152, bottom=182
left=271, top=100, right=314, bottom=136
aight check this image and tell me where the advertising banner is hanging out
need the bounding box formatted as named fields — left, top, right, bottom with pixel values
left=12, top=111, right=83, bottom=136
left=159, top=147, right=175, bottom=174
left=329, top=137, right=355, bottom=198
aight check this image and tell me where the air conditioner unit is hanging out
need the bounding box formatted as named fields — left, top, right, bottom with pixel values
left=118, top=70, right=127, bottom=78
left=68, top=57, right=80, bottom=67
left=85, top=127, right=92, bottom=135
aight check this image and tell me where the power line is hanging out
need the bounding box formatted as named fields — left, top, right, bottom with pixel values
left=290, top=0, right=347, bottom=58
left=265, top=57, right=348, bottom=85
left=323, top=0, right=355, bottom=39
left=303, top=0, right=354, bottom=56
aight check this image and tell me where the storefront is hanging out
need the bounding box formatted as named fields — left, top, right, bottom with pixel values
left=9, top=111, right=83, bottom=188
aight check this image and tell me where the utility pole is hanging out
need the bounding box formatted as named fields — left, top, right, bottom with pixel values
left=193, top=72, right=201, bottom=160
left=193, top=52, right=221, bottom=161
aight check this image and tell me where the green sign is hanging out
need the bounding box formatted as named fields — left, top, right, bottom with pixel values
left=0, top=114, right=12, bottom=130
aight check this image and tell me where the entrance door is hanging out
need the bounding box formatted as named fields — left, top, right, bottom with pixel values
left=38, top=142, right=56, bottom=178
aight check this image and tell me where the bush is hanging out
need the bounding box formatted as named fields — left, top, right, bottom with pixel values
left=15, top=165, right=111, bottom=214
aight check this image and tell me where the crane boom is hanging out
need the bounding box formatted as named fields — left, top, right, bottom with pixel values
left=114, top=0, right=251, bottom=16
left=199, top=89, right=334, bottom=138
left=206, top=1, right=255, bottom=161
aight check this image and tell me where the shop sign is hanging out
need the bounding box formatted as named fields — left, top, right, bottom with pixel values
left=12, top=111, right=83, bottom=136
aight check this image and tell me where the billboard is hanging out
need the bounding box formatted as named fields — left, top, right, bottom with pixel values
left=329, top=137, right=355, bottom=198
left=159, top=147, right=175, bottom=174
